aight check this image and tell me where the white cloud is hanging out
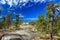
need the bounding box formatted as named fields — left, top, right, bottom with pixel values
left=40, top=0, right=46, bottom=3
left=19, top=0, right=28, bottom=2
left=23, top=0, right=28, bottom=2
left=33, top=0, right=45, bottom=3
left=13, top=0, right=19, bottom=5
left=0, top=0, right=6, bottom=4
left=33, top=0, right=39, bottom=2
left=19, top=14, right=24, bottom=17
left=6, top=0, right=13, bottom=7
left=22, top=3, right=26, bottom=6
left=1, top=0, right=29, bottom=7
left=0, top=0, right=54, bottom=7
left=19, top=0, right=23, bottom=2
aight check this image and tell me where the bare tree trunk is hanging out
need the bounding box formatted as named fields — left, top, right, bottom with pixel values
left=50, top=17, right=54, bottom=40
left=50, top=21, right=53, bottom=40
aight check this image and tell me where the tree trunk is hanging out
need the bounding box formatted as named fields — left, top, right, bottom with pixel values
left=50, top=17, right=54, bottom=40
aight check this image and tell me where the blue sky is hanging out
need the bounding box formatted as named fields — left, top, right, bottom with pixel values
left=0, top=0, right=60, bottom=22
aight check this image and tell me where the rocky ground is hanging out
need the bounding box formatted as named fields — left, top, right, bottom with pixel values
left=0, top=24, right=60, bottom=40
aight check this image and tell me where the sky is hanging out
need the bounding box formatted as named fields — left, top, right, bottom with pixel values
left=0, top=0, right=60, bottom=22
